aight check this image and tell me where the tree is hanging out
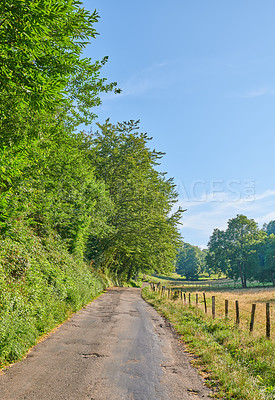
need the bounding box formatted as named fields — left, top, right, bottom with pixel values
left=86, top=120, right=184, bottom=281
left=176, top=243, right=204, bottom=280
left=0, top=1, right=119, bottom=237
left=255, top=234, right=275, bottom=286
left=0, top=1, right=119, bottom=119
left=0, top=0, right=119, bottom=152
left=264, top=235, right=275, bottom=286
left=263, top=221, right=275, bottom=236
left=207, top=215, right=266, bottom=288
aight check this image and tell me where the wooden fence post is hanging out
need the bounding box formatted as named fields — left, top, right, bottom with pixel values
left=212, top=296, right=215, bottom=318
left=266, top=303, right=270, bottom=339
left=235, top=300, right=240, bottom=325
left=225, top=299, right=229, bottom=319
left=203, top=293, right=207, bottom=313
left=196, top=293, right=198, bottom=306
left=184, top=292, right=186, bottom=305
left=180, top=289, right=183, bottom=301
left=249, top=304, right=256, bottom=333
left=188, top=293, right=191, bottom=305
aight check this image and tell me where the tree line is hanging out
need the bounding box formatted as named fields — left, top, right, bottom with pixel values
left=0, top=0, right=183, bottom=283
left=175, top=217, right=275, bottom=287
left=175, top=243, right=208, bottom=280
left=206, top=215, right=275, bottom=288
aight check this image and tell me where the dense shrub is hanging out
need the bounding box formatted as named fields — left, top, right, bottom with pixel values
left=0, top=225, right=106, bottom=366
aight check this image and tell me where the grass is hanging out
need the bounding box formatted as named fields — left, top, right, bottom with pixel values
left=193, top=287, right=275, bottom=340
left=142, top=286, right=275, bottom=400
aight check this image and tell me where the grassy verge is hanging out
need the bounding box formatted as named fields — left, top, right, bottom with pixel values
left=142, top=286, right=275, bottom=400
left=0, top=228, right=108, bottom=368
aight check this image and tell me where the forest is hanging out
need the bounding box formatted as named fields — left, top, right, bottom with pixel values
left=206, top=215, right=275, bottom=288
left=175, top=217, right=275, bottom=287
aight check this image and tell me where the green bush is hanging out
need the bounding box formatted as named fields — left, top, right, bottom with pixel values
left=0, top=228, right=106, bottom=367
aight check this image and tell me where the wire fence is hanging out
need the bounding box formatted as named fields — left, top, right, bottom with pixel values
left=149, top=275, right=275, bottom=291
left=149, top=282, right=275, bottom=340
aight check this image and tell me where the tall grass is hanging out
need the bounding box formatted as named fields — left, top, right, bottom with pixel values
left=143, top=286, right=275, bottom=400
left=194, top=288, right=275, bottom=340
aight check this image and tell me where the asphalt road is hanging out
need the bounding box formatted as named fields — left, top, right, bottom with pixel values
left=0, top=287, right=212, bottom=400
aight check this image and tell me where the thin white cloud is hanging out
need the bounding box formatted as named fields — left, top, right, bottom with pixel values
left=176, top=188, right=275, bottom=210
left=241, top=88, right=275, bottom=98
left=255, top=211, right=275, bottom=226
left=100, top=60, right=175, bottom=102
left=179, top=189, right=275, bottom=246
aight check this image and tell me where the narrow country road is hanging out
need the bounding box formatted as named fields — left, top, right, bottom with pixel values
left=0, top=287, right=212, bottom=400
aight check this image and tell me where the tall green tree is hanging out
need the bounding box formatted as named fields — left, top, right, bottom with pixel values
left=0, top=0, right=118, bottom=239
left=176, top=242, right=204, bottom=280
left=207, top=215, right=266, bottom=288
left=255, top=234, right=275, bottom=286
left=263, top=221, right=275, bottom=236
left=86, top=120, right=184, bottom=280
left=0, top=0, right=119, bottom=125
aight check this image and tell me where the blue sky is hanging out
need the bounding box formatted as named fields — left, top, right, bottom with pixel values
left=82, top=1, right=275, bottom=247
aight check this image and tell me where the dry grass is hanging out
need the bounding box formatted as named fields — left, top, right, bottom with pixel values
left=171, top=287, right=275, bottom=340
left=144, top=286, right=275, bottom=399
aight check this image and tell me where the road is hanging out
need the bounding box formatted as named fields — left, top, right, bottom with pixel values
left=0, top=287, right=212, bottom=400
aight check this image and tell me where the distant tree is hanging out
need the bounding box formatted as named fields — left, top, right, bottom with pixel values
left=264, top=235, right=275, bottom=286
left=207, top=215, right=266, bottom=288
left=176, top=243, right=203, bottom=280
left=206, top=228, right=229, bottom=276
left=255, top=234, right=275, bottom=286
left=263, top=221, right=275, bottom=236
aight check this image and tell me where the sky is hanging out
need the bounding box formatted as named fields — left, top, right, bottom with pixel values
left=82, top=0, right=275, bottom=247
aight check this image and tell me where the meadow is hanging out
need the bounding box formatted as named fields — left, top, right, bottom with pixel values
left=167, top=286, right=275, bottom=340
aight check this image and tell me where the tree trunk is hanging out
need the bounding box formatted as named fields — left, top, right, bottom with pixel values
left=243, top=272, right=247, bottom=288
left=237, top=260, right=246, bottom=288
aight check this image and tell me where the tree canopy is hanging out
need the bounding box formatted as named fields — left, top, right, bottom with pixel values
left=176, top=242, right=205, bottom=280
left=86, top=120, right=184, bottom=280
left=263, top=220, right=275, bottom=236
left=0, top=0, right=183, bottom=287
left=206, top=215, right=271, bottom=287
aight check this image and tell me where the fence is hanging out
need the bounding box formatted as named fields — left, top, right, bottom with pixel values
left=149, top=276, right=275, bottom=290
left=149, top=282, right=274, bottom=340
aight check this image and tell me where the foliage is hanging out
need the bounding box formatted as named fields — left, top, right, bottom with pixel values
left=255, top=234, right=275, bottom=286
left=86, top=120, right=184, bottom=280
left=263, top=221, right=275, bottom=236
left=206, top=215, right=266, bottom=288
left=0, top=224, right=106, bottom=367
left=176, top=242, right=205, bottom=280
left=0, top=0, right=119, bottom=143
